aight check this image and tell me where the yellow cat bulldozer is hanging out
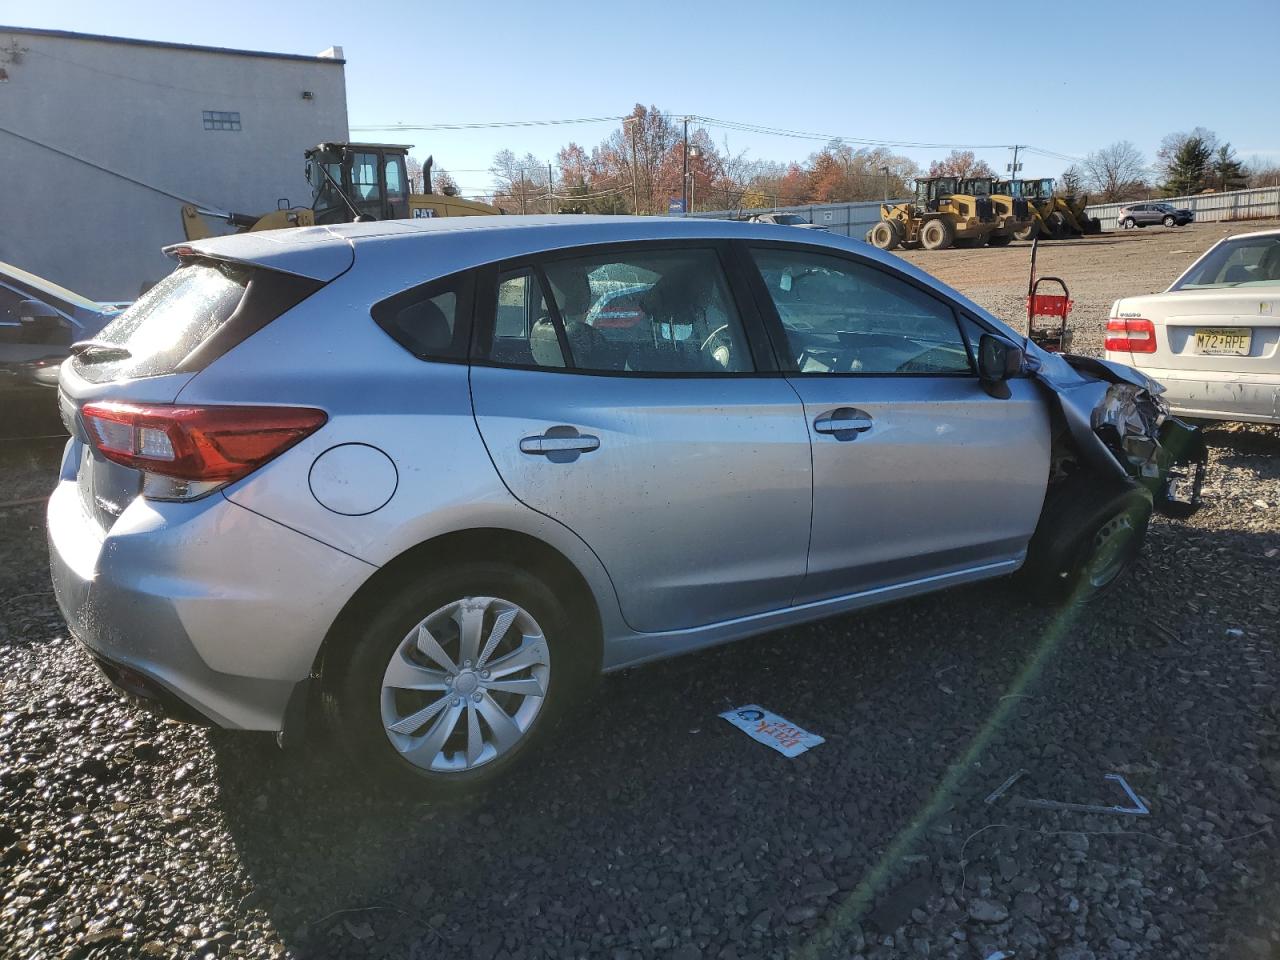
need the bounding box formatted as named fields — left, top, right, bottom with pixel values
left=999, top=178, right=1101, bottom=241
left=181, top=142, right=500, bottom=241
left=963, top=177, right=1032, bottom=246
left=866, top=177, right=999, bottom=251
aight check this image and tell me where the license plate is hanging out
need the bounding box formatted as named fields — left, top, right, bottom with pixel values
left=1194, top=327, right=1250, bottom=356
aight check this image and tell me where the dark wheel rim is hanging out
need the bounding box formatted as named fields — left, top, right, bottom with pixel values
left=1086, top=513, right=1137, bottom=589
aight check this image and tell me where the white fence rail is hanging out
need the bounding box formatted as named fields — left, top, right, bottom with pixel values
left=1086, top=187, right=1280, bottom=230
left=695, top=186, right=1280, bottom=237
left=691, top=200, right=896, bottom=239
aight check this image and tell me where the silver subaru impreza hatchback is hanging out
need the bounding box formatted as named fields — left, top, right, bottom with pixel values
left=48, top=216, right=1205, bottom=792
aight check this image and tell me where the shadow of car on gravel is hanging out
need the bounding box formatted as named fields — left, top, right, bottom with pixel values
left=202, top=512, right=1280, bottom=960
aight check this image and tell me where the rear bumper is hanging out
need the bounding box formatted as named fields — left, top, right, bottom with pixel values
left=1128, top=365, right=1280, bottom=424
left=47, top=475, right=376, bottom=730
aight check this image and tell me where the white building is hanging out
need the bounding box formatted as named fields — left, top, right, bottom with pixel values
left=0, top=26, right=349, bottom=300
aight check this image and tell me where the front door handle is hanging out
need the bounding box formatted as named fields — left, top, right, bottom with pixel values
left=813, top=407, right=873, bottom=441
left=519, top=426, right=600, bottom=463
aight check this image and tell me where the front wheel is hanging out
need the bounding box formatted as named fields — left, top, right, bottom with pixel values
left=325, top=562, right=592, bottom=794
left=1163, top=215, right=1176, bottom=227
left=868, top=221, right=902, bottom=250
left=1020, top=477, right=1153, bottom=605
left=920, top=218, right=955, bottom=250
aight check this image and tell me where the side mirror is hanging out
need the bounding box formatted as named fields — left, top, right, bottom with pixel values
left=977, top=333, right=1023, bottom=399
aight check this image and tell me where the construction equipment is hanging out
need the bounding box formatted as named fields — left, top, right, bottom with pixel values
left=968, top=177, right=1032, bottom=246
left=1024, top=237, right=1074, bottom=352
left=1003, top=178, right=1101, bottom=241
left=181, top=142, right=500, bottom=241
left=866, top=177, right=998, bottom=251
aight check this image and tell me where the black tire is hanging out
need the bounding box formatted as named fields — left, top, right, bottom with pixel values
left=1045, top=211, right=1069, bottom=240
left=1013, top=221, right=1040, bottom=242
left=869, top=221, right=901, bottom=251
left=1122, top=216, right=1136, bottom=230
left=1020, top=476, right=1154, bottom=605
left=988, top=233, right=1014, bottom=246
left=920, top=218, right=955, bottom=250
left=324, top=561, right=594, bottom=795
left=1163, top=215, right=1176, bottom=227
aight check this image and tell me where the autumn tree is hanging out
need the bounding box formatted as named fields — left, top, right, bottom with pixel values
left=406, top=157, right=425, bottom=193
left=927, top=150, right=995, bottom=179
left=1082, top=140, right=1148, bottom=201
left=433, top=168, right=460, bottom=197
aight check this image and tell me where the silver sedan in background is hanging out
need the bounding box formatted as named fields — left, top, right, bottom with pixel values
left=48, top=216, right=1204, bottom=793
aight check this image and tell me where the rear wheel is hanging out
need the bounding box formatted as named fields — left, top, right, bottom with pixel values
left=1121, top=217, right=1136, bottom=229
left=868, top=221, right=902, bottom=250
left=1013, top=221, right=1040, bottom=241
left=920, top=218, right=955, bottom=250
left=326, top=561, right=592, bottom=794
left=1021, top=476, right=1153, bottom=605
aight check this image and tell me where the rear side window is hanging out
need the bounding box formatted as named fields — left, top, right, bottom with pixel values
left=372, top=272, right=474, bottom=361
left=74, top=261, right=248, bottom=383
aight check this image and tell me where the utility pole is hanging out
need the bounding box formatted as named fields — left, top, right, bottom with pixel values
left=547, top=162, right=553, bottom=214
left=880, top=165, right=890, bottom=202
left=623, top=116, right=641, bottom=215
left=1007, top=145, right=1025, bottom=183
left=682, top=116, right=689, bottom=216
left=519, top=170, right=527, bottom=215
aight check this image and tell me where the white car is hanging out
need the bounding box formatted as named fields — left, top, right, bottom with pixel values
left=1105, top=228, right=1280, bottom=423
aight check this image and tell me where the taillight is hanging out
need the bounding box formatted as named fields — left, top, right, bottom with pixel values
left=81, top=402, right=326, bottom=499
left=1105, top=318, right=1157, bottom=354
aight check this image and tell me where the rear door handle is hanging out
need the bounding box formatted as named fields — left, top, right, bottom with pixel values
left=519, top=427, right=600, bottom=463
left=813, top=407, right=873, bottom=440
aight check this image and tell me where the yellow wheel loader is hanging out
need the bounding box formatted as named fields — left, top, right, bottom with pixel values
left=181, top=142, right=500, bottom=241
left=866, top=177, right=998, bottom=252
left=970, top=177, right=1032, bottom=246
left=1005, top=179, right=1101, bottom=241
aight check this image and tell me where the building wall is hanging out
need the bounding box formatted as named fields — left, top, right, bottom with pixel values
left=0, top=29, right=348, bottom=300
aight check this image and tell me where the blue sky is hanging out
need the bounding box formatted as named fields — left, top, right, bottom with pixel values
left=10, top=0, right=1280, bottom=198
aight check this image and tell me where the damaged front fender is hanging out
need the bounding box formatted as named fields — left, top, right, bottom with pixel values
left=1028, top=349, right=1206, bottom=518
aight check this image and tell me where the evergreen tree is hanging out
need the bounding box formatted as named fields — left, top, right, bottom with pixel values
left=1163, top=137, right=1212, bottom=196
left=1212, top=143, right=1247, bottom=192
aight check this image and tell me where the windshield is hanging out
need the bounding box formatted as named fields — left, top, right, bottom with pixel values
left=1173, top=235, right=1280, bottom=289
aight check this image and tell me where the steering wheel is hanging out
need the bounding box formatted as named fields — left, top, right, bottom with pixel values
left=699, top=324, right=734, bottom=370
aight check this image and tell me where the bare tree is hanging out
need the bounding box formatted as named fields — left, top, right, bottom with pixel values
left=1059, top=164, right=1084, bottom=196
left=406, top=157, right=425, bottom=194
left=1082, top=141, right=1148, bottom=201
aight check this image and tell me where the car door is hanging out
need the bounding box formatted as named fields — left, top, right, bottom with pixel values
left=469, top=243, right=813, bottom=633
left=741, top=243, right=1051, bottom=604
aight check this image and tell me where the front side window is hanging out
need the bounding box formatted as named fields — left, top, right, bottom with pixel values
left=486, top=249, right=753, bottom=375
left=750, top=248, right=972, bottom=375
left=351, top=153, right=380, bottom=202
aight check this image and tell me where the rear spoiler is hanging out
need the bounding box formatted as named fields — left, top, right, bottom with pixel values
left=162, top=227, right=355, bottom=282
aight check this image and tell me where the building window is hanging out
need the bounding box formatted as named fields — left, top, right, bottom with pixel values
left=202, top=110, right=241, bottom=132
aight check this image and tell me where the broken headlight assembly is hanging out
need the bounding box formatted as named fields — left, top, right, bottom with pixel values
left=1091, top=382, right=1206, bottom=518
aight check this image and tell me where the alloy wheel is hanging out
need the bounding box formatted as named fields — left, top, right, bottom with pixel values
left=380, top=596, right=550, bottom=772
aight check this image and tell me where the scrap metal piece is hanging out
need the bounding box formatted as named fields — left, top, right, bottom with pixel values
left=1015, top=774, right=1150, bottom=816
left=984, top=769, right=1028, bottom=805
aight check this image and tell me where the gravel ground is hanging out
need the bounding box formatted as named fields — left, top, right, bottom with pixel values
left=3, top=231, right=1279, bottom=960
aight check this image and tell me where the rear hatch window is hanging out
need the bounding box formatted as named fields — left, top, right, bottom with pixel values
left=72, top=261, right=249, bottom=383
